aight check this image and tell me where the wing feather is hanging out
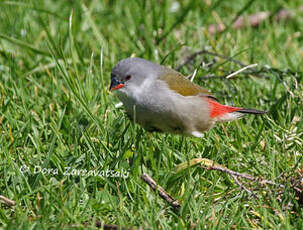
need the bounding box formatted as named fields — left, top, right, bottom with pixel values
left=159, top=70, right=215, bottom=99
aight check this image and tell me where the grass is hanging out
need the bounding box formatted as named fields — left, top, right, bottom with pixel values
left=0, top=0, right=303, bottom=229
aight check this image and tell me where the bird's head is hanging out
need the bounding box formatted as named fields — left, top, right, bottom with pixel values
left=110, top=57, right=164, bottom=93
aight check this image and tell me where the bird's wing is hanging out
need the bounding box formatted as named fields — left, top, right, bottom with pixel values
left=159, top=70, right=216, bottom=99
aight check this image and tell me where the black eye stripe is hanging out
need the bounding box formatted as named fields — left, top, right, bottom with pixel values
left=125, top=75, right=131, bottom=81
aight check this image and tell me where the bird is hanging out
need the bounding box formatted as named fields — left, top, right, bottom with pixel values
left=110, top=57, right=265, bottom=138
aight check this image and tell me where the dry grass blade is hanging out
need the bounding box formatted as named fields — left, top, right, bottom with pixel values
left=141, top=173, right=181, bottom=210
left=0, top=195, right=16, bottom=207
left=175, top=158, right=285, bottom=196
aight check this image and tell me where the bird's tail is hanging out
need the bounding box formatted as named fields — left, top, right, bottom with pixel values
left=206, top=98, right=266, bottom=122
left=235, top=108, right=266, bottom=115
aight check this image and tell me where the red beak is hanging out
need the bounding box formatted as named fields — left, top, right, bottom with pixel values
left=111, top=83, right=124, bottom=91
left=110, top=78, right=124, bottom=91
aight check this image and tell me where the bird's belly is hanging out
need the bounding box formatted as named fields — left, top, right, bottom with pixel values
left=117, top=92, right=183, bottom=133
left=129, top=103, right=184, bottom=133
left=117, top=91, right=213, bottom=136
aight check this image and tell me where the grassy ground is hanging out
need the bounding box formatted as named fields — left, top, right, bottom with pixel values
left=1, top=0, right=303, bottom=229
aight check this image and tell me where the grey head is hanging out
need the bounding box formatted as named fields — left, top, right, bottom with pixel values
left=110, top=57, right=165, bottom=91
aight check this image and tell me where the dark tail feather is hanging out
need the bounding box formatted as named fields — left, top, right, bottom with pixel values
left=237, top=108, right=266, bottom=115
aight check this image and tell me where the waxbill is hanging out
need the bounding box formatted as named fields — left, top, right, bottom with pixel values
left=110, top=57, right=265, bottom=137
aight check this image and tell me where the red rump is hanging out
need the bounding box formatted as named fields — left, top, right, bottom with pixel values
left=206, top=98, right=242, bottom=118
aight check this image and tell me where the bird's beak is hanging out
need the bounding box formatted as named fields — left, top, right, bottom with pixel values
left=109, top=78, right=124, bottom=91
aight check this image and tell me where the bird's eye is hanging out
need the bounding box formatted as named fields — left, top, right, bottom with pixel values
left=125, top=75, right=131, bottom=81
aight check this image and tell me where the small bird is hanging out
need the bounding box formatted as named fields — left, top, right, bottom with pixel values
left=110, top=57, right=265, bottom=137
